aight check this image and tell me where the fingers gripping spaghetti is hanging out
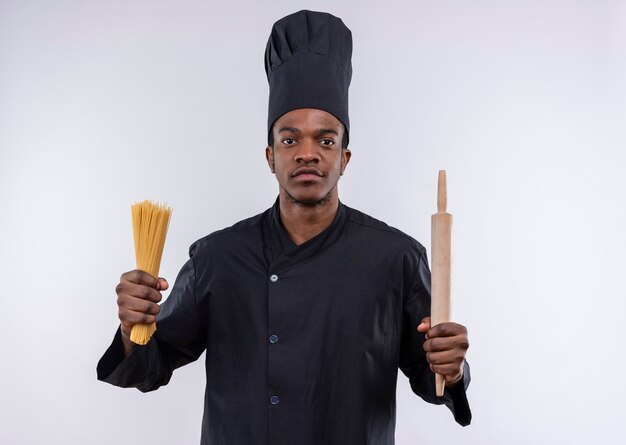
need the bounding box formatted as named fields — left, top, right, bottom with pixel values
left=130, top=200, right=172, bottom=345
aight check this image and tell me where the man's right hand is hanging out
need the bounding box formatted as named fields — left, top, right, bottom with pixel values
left=115, top=270, right=168, bottom=357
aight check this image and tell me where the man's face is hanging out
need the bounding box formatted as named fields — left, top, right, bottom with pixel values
left=266, top=108, right=351, bottom=206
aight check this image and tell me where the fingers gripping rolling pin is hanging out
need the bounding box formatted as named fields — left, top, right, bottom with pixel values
left=431, top=170, right=452, bottom=397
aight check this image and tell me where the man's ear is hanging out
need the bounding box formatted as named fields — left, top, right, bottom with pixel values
left=340, top=148, right=351, bottom=175
left=265, top=146, right=275, bottom=173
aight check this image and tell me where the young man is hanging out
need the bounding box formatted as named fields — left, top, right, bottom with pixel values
left=98, top=10, right=471, bottom=444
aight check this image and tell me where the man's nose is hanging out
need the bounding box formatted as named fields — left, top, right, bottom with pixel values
left=295, top=139, right=320, bottom=163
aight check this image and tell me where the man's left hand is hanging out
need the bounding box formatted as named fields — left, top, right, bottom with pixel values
left=417, top=317, right=469, bottom=387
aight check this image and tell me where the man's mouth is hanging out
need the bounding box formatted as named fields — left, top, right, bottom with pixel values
left=291, top=167, right=324, bottom=178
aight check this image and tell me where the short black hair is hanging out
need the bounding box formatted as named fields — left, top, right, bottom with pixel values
left=268, top=123, right=349, bottom=149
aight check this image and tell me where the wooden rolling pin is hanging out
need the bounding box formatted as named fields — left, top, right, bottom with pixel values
left=431, top=170, right=453, bottom=397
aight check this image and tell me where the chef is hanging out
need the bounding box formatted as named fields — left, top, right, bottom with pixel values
left=98, top=10, right=471, bottom=444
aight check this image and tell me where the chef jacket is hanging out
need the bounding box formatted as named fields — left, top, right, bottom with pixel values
left=97, top=199, right=471, bottom=444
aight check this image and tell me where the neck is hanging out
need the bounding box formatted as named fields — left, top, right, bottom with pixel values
left=278, top=188, right=340, bottom=245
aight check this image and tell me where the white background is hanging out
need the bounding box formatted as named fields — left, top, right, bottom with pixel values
left=1, top=0, right=625, bottom=443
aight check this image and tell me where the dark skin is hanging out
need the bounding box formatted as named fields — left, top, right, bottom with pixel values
left=264, top=108, right=351, bottom=244
left=116, top=270, right=167, bottom=357
left=115, top=108, right=469, bottom=391
left=418, top=318, right=468, bottom=387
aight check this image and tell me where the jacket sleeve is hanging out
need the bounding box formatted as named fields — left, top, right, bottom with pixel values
left=398, top=247, right=472, bottom=426
left=96, top=246, right=208, bottom=392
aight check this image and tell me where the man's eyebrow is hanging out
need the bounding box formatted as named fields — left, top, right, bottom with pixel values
left=277, top=127, right=339, bottom=136
left=314, top=128, right=339, bottom=136
left=278, top=126, right=301, bottom=134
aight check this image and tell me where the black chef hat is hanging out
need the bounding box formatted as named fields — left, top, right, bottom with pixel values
left=265, top=10, right=353, bottom=146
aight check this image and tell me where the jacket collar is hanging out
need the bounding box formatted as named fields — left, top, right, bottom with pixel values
left=263, top=196, right=348, bottom=270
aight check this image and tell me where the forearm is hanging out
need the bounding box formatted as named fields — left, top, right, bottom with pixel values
left=120, top=327, right=135, bottom=358
left=98, top=254, right=207, bottom=392
left=97, top=327, right=174, bottom=392
left=408, top=360, right=472, bottom=426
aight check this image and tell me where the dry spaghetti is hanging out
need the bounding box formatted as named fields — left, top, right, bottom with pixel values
left=130, top=200, right=172, bottom=345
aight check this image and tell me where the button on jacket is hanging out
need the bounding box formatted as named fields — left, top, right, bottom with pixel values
left=97, top=199, right=471, bottom=444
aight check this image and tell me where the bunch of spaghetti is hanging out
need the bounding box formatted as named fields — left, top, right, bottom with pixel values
left=130, top=200, right=172, bottom=345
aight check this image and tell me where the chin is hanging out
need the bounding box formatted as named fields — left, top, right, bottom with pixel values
left=286, top=190, right=333, bottom=207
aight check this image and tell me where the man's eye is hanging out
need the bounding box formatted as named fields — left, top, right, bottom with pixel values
left=320, top=139, right=334, bottom=146
left=282, top=138, right=296, bottom=145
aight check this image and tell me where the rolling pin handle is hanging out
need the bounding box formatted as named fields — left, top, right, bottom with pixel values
left=437, top=170, right=447, bottom=213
